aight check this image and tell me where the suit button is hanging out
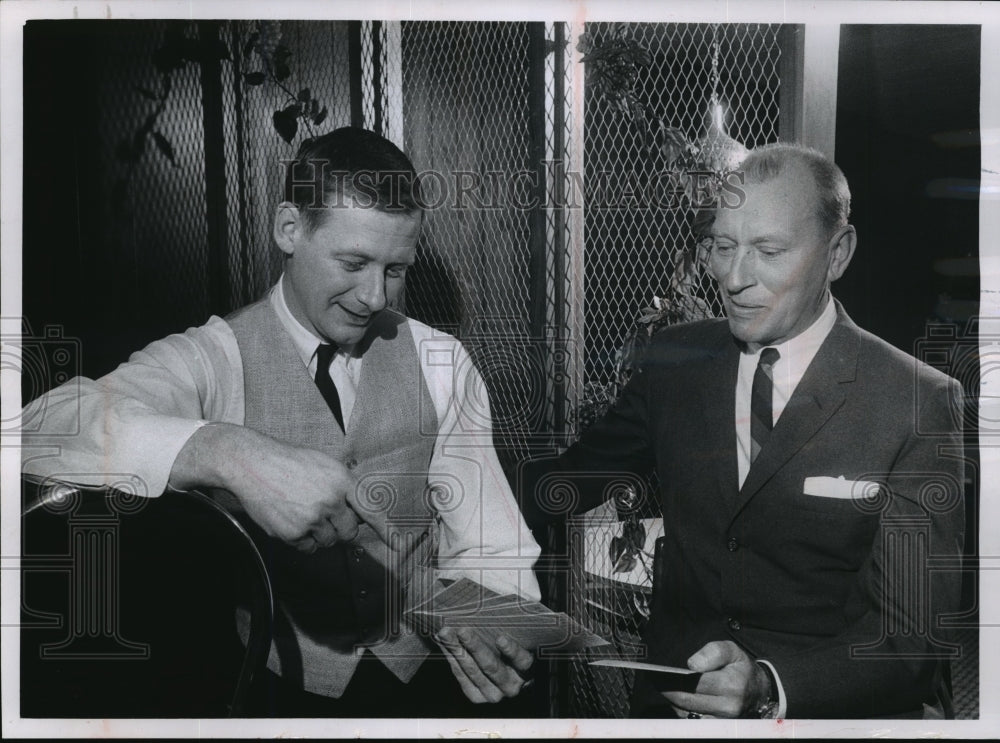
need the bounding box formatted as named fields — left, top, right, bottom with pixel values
left=728, top=617, right=742, bottom=631
left=727, top=537, right=739, bottom=552
left=346, top=458, right=358, bottom=470
left=358, top=589, right=368, bottom=599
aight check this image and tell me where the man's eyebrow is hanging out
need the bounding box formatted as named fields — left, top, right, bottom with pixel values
left=750, top=234, right=788, bottom=245
left=334, top=249, right=414, bottom=266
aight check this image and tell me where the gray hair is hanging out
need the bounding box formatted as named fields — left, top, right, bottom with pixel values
left=737, top=142, right=852, bottom=237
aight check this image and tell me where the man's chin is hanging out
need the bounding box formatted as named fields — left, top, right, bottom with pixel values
left=321, top=324, right=370, bottom=347
left=726, top=319, right=768, bottom=349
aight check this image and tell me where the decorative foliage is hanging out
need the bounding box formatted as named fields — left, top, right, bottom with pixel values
left=608, top=486, right=649, bottom=576
left=577, top=25, right=651, bottom=124
left=241, top=21, right=327, bottom=144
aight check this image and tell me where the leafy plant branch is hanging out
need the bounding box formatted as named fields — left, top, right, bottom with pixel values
left=241, top=21, right=327, bottom=144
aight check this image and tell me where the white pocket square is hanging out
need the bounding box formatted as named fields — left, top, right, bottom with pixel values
left=803, top=476, right=880, bottom=500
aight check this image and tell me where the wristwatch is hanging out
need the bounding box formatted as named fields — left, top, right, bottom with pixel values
left=755, top=661, right=780, bottom=719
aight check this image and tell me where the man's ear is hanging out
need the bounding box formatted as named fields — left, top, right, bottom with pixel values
left=273, top=202, right=303, bottom=257
left=827, top=225, right=857, bottom=282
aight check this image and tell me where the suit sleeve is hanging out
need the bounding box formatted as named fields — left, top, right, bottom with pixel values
left=771, top=375, right=966, bottom=718
left=518, top=364, right=658, bottom=530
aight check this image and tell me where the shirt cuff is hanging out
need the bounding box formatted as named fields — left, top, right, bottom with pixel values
left=756, top=659, right=787, bottom=719
left=118, top=415, right=208, bottom=496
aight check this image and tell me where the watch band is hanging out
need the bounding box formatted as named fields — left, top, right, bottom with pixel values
left=755, top=660, right=780, bottom=719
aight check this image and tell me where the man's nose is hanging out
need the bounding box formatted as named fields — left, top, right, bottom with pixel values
left=356, top=269, right=387, bottom=312
left=723, top=246, right=756, bottom=294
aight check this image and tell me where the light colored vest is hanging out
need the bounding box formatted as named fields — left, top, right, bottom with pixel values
left=225, top=299, right=439, bottom=697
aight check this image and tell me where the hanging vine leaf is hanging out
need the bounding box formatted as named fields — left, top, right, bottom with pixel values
left=240, top=24, right=324, bottom=144
left=623, top=518, right=646, bottom=553
left=610, top=536, right=638, bottom=573
left=273, top=107, right=298, bottom=143
left=273, top=45, right=292, bottom=81
left=243, top=31, right=259, bottom=58
left=151, top=131, right=177, bottom=166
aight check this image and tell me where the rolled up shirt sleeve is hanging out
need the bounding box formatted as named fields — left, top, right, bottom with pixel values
left=20, top=316, right=245, bottom=497
left=412, top=321, right=541, bottom=602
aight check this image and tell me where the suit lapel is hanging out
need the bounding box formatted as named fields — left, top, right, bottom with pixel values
left=701, top=339, right=741, bottom=501
left=731, top=307, right=859, bottom=519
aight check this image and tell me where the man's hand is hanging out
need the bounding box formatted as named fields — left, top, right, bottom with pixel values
left=661, top=640, right=771, bottom=718
left=168, top=422, right=360, bottom=551
left=435, top=627, right=534, bottom=704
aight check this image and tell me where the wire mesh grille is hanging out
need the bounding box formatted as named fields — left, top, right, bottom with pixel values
left=582, top=22, right=781, bottom=394
left=397, top=21, right=547, bottom=465
left=567, top=22, right=783, bottom=718
left=98, top=21, right=210, bottom=336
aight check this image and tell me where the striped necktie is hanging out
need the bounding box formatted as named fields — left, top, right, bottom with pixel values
left=314, top=343, right=345, bottom=431
left=749, top=347, right=780, bottom=464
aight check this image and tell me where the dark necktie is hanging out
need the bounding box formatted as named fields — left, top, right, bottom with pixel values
left=749, top=347, right=780, bottom=464
left=314, top=343, right=345, bottom=431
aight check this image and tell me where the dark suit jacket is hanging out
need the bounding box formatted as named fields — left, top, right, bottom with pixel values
left=525, top=303, right=965, bottom=718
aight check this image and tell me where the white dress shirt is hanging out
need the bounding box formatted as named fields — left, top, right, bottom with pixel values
left=735, top=295, right=838, bottom=489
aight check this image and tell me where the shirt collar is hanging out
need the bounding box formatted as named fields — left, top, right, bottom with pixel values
left=743, top=294, right=837, bottom=375
left=270, top=274, right=354, bottom=369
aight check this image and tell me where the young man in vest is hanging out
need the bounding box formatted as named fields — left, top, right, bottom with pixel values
left=20, top=127, right=541, bottom=716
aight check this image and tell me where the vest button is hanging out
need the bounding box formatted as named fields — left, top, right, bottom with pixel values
left=727, top=537, right=739, bottom=552
left=728, top=617, right=742, bottom=631
left=358, top=589, right=368, bottom=599
left=353, top=546, right=364, bottom=560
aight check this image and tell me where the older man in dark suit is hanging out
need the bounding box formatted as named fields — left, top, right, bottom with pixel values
left=524, top=143, right=965, bottom=719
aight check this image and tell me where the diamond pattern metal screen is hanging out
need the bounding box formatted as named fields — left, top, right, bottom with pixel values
left=97, top=20, right=211, bottom=337
left=583, top=22, right=781, bottom=395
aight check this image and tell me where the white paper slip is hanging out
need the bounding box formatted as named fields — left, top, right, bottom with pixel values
left=589, top=659, right=697, bottom=674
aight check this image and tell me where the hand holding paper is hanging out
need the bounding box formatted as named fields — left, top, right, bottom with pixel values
left=435, top=626, right=534, bottom=703
left=406, top=577, right=609, bottom=653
